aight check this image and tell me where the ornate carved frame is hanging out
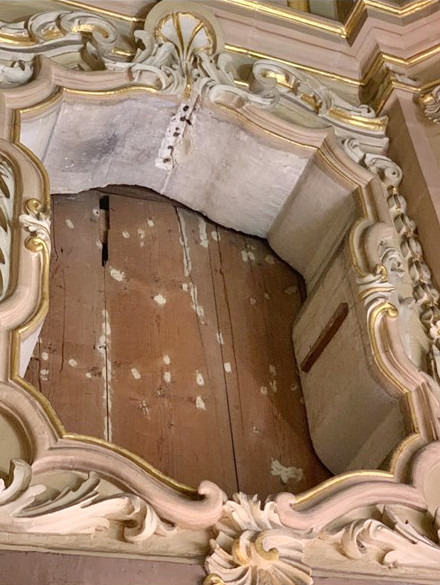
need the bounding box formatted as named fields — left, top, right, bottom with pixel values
left=0, top=2, right=439, bottom=583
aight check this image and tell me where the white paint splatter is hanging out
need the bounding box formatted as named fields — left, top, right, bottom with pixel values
left=147, top=218, right=155, bottom=228
left=154, top=294, right=167, bottom=306
left=65, top=219, right=74, bottom=229
left=182, top=283, right=188, bottom=292
left=265, top=255, right=276, bottom=265
left=131, top=367, right=141, bottom=380
left=224, top=362, right=232, bottom=373
left=269, top=380, right=277, bottom=393
left=40, top=369, right=49, bottom=381
left=216, top=332, right=224, bottom=345
left=138, top=400, right=150, bottom=417
left=284, top=286, right=298, bottom=295
left=68, top=358, right=78, bottom=368
left=249, top=297, right=257, bottom=305
left=264, top=292, right=270, bottom=300
left=241, top=250, right=255, bottom=262
left=99, top=309, right=112, bottom=442
left=185, top=283, right=205, bottom=322
left=260, top=386, right=268, bottom=395
left=271, top=459, right=304, bottom=484
left=196, top=371, right=205, bottom=386
left=163, top=355, right=171, bottom=365
left=163, top=371, right=171, bottom=383
left=96, top=240, right=103, bottom=250
left=41, top=351, right=49, bottom=361
left=198, top=218, right=209, bottom=248
left=109, top=267, right=126, bottom=283
left=122, top=231, right=130, bottom=239
left=137, top=228, right=146, bottom=240
left=269, top=364, right=277, bottom=376
left=211, top=230, right=220, bottom=241
left=85, top=372, right=93, bottom=379
left=195, top=395, right=206, bottom=410
left=177, top=211, right=192, bottom=276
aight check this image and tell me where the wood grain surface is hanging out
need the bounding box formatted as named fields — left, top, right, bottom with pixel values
left=25, top=186, right=330, bottom=496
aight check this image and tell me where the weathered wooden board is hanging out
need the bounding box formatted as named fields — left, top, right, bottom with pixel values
left=213, top=228, right=329, bottom=495
left=104, top=195, right=237, bottom=491
left=25, top=192, right=107, bottom=438
left=25, top=187, right=330, bottom=496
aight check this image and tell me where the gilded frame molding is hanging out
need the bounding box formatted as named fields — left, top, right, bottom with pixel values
left=0, top=2, right=438, bottom=584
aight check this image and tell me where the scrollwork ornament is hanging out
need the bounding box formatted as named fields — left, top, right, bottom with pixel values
left=204, top=493, right=313, bottom=585
left=343, top=138, right=440, bottom=397
left=328, top=505, right=440, bottom=570
left=420, top=85, right=440, bottom=124
left=19, top=198, right=51, bottom=253
left=0, top=459, right=174, bottom=541
left=0, top=10, right=122, bottom=87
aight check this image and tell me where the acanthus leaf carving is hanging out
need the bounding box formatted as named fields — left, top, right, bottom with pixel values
left=326, top=505, right=440, bottom=570
left=0, top=458, right=175, bottom=542
left=204, top=493, right=313, bottom=585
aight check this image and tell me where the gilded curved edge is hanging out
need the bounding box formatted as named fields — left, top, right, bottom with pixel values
left=11, top=82, right=422, bottom=481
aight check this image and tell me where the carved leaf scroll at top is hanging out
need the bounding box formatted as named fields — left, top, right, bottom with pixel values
left=100, top=6, right=273, bottom=110
left=0, top=10, right=122, bottom=87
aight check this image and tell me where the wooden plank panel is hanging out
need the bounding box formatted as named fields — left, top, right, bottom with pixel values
left=25, top=193, right=107, bottom=438
left=105, top=195, right=238, bottom=492
left=214, top=227, right=330, bottom=496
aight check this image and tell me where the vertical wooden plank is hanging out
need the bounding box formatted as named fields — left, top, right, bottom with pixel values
left=105, top=195, right=238, bottom=492
left=213, top=227, right=330, bottom=497
left=25, top=186, right=330, bottom=498
left=25, top=192, right=107, bottom=439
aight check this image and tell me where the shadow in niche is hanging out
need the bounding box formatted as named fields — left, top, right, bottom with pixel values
left=24, top=184, right=331, bottom=499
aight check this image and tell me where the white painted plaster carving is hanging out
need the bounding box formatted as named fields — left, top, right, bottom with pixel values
left=100, top=4, right=276, bottom=113
left=0, top=459, right=173, bottom=541
left=250, top=60, right=386, bottom=136
left=420, top=85, right=440, bottom=124
left=19, top=199, right=51, bottom=251
left=0, top=10, right=120, bottom=87
left=343, top=137, right=440, bottom=384
left=327, top=506, right=440, bottom=569
left=204, top=493, right=313, bottom=585
left=204, top=471, right=435, bottom=584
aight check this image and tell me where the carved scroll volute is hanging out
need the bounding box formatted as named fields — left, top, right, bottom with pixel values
left=420, top=85, right=440, bottom=124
